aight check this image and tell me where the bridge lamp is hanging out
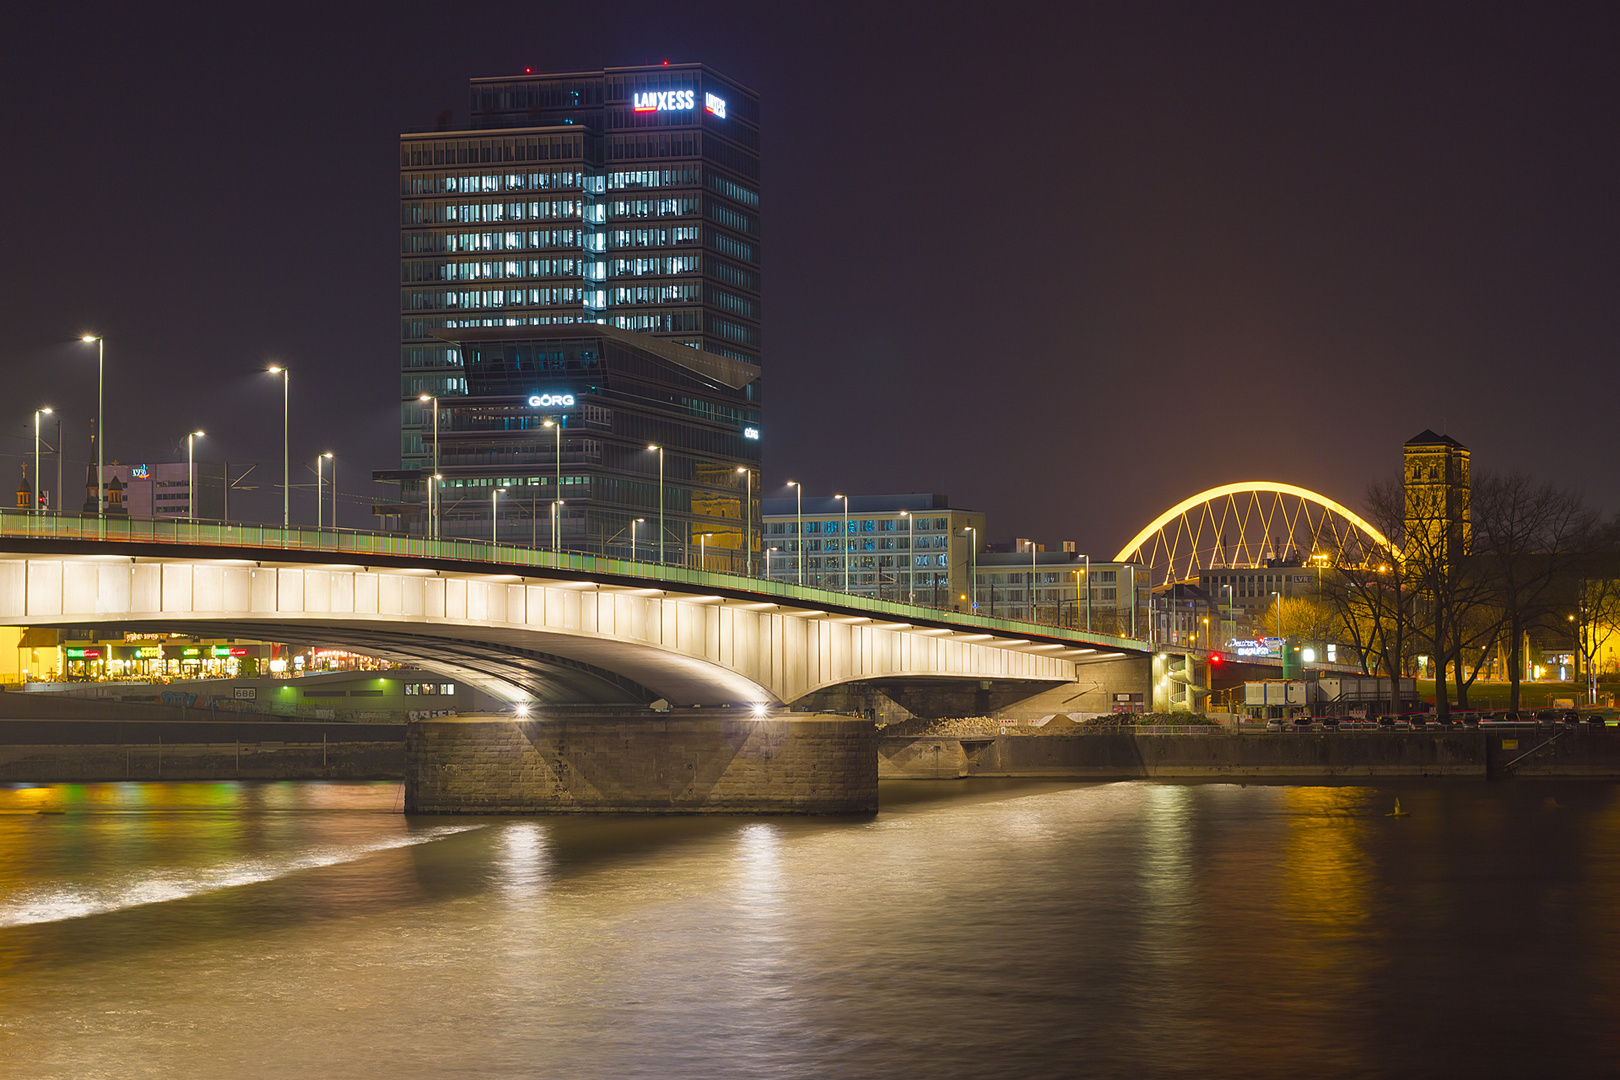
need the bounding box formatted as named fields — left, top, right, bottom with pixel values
left=491, top=486, right=507, bottom=545
left=785, top=480, right=803, bottom=585
left=751, top=702, right=768, bottom=718
left=419, top=394, right=439, bottom=539
left=631, top=517, right=645, bottom=561
left=79, top=335, right=106, bottom=519
left=542, top=417, right=562, bottom=550
left=187, top=431, right=206, bottom=521
left=266, top=365, right=289, bottom=527
left=966, top=525, right=978, bottom=612
left=736, top=467, right=756, bottom=577
left=32, top=407, right=52, bottom=514
left=834, top=493, right=850, bottom=592
left=646, top=445, right=664, bottom=564
left=315, top=451, right=333, bottom=530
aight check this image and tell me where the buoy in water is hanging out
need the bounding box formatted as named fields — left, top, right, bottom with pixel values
left=1386, top=799, right=1410, bottom=817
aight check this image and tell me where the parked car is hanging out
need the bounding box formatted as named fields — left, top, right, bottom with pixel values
left=1588, top=716, right=1608, bottom=731
left=1265, top=718, right=1286, bottom=732
left=1320, top=716, right=1341, bottom=731
left=1292, top=716, right=1315, bottom=731
left=1435, top=716, right=1457, bottom=729
left=1562, top=710, right=1582, bottom=726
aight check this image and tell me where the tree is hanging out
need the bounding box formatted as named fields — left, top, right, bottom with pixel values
left=1472, top=473, right=1595, bottom=710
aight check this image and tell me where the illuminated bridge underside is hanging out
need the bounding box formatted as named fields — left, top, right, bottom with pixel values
left=1116, top=482, right=1391, bottom=586
left=0, top=556, right=1100, bottom=707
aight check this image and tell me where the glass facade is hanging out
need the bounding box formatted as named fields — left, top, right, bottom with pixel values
left=399, top=63, right=761, bottom=523
left=427, top=325, right=761, bottom=568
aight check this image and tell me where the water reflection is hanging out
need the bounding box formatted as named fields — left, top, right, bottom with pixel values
left=3, top=779, right=1620, bottom=1078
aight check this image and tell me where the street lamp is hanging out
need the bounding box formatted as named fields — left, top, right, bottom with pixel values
left=329, top=453, right=337, bottom=530
left=646, top=444, right=665, bottom=564
left=699, top=531, right=710, bottom=572
left=267, top=365, right=289, bottom=526
left=491, top=486, right=507, bottom=544
left=418, top=394, right=439, bottom=539
left=33, top=407, right=52, bottom=514
left=785, top=480, right=803, bottom=585
left=432, top=473, right=442, bottom=542
left=1025, top=539, right=1038, bottom=622
left=966, top=525, right=978, bottom=612
left=187, top=431, right=206, bottom=521
left=543, top=417, right=562, bottom=550
left=835, top=493, right=850, bottom=591
left=315, top=451, right=333, bottom=529
left=631, top=517, right=645, bottom=560
left=900, top=510, right=914, bottom=603
left=737, top=467, right=753, bottom=577
left=79, top=335, right=104, bottom=519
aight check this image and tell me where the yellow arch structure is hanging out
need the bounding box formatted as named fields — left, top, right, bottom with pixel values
left=1114, top=481, right=1393, bottom=567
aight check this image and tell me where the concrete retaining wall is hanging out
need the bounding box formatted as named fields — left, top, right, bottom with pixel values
left=880, top=728, right=1620, bottom=780
left=406, top=713, right=878, bottom=814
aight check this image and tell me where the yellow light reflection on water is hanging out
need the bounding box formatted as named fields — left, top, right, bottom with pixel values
left=1282, top=786, right=1372, bottom=934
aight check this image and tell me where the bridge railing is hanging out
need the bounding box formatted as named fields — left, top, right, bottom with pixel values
left=0, top=510, right=1151, bottom=653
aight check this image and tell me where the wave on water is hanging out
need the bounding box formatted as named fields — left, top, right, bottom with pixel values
left=0, top=824, right=486, bottom=928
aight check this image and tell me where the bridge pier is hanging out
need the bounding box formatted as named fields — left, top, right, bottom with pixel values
left=405, top=711, right=877, bottom=815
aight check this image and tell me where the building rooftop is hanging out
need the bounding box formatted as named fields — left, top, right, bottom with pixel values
left=1405, top=429, right=1468, bottom=449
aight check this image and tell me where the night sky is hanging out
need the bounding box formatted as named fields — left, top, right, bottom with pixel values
left=4, top=2, right=1615, bottom=557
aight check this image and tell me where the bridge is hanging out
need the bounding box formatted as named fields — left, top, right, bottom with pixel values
left=0, top=512, right=1149, bottom=716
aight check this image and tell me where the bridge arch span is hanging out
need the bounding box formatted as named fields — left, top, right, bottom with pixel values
left=1115, top=482, right=1392, bottom=586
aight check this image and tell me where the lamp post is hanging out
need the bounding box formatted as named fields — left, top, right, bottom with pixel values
left=491, top=486, right=507, bottom=544
left=785, top=480, right=803, bottom=585
left=431, top=473, right=442, bottom=542
left=315, top=451, right=332, bottom=529
left=631, top=517, right=644, bottom=560
left=901, top=510, right=914, bottom=603
left=646, top=444, right=665, bottom=564
left=329, top=454, right=337, bottom=530
left=543, top=417, right=562, bottom=550
left=736, top=467, right=753, bottom=577
left=966, top=525, right=977, bottom=612
left=835, top=494, right=850, bottom=591
left=1025, top=539, right=1038, bottom=622
left=418, top=394, right=439, bottom=539
left=32, top=407, right=52, bottom=514
left=79, top=336, right=104, bottom=519
left=1084, top=554, right=1091, bottom=631
left=187, top=431, right=206, bottom=521
left=699, top=532, right=709, bottom=572
left=267, top=365, right=289, bottom=526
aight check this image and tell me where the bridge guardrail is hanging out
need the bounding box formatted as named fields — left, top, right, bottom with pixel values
left=0, top=509, right=1151, bottom=654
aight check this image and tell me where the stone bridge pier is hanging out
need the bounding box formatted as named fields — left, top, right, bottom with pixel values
left=405, top=709, right=878, bottom=814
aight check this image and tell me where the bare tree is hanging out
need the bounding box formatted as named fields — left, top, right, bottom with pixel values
left=1472, top=472, right=1595, bottom=710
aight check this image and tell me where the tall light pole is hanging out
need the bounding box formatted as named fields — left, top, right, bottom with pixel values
left=646, top=444, right=664, bottom=563
left=699, top=531, right=709, bottom=572
left=736, top=467, right=753, bottom=577
left=491, top=486, right=507, bottom=544
left=1025, top=539, right=1038, bottom=622
left=543, top=417, right=562, bottom=550
left=330, top=453, right=337, bottom=530
left=1084, top=554, right=1091, bottom=630
left=785, top=480, right=803, bottom=585
left=966, top=525, right=977, bottom=612
left=418, top=395, right=439, bottom=539
left=267, top=366, right=289, bottom=526
left=33, top=407, right=52, bottom=515
left=835, top=493, right=850, bottom=591
left=315, top=451, right=332, bottom=529
left=187, top=431, right=206, bottom=521
left=901, top=510, right=913, bottom=603
left=631, top=517, right=644, bottom=560
left=79, top=335, right=104, bottom=518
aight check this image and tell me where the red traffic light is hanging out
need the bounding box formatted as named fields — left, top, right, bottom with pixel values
left=1209, top=652, right=1223, bottom=664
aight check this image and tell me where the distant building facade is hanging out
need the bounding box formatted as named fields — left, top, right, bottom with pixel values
left=762, top=494, right=984, bottom=606
left=97, top=463, right=227, bottom=520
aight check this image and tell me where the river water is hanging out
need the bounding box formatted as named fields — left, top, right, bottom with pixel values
left=2, top=778, right=1619, bottom=1078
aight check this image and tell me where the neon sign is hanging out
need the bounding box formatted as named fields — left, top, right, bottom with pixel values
left=527, top=393, right=575, bottom=408
left=131, top=465, right=150, bottom=479
left=743, top=427, right=759, bottom=440
left=705, top=93, right=727, bottom=118
left=633, top=90, right=695, bottom=112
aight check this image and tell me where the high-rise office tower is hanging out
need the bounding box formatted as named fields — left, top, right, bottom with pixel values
left=392, top=64, right=762, bottom=551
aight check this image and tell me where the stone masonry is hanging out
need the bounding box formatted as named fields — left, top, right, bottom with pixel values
left=406, top=712, right=878, bottom=814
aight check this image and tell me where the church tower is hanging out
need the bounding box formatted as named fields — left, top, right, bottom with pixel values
left=1403, top=430, right=1471, bottom=561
